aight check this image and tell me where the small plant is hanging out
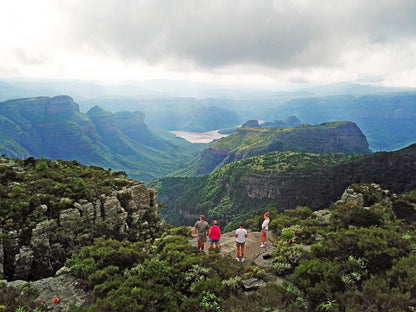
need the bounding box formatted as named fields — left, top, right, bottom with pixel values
left=185, top=264, right=211, bottom=291
left=200, top=291, right=223, bottom=312
left=319, top=299, right=340, bottom=312
left=281, top=229, right=296, bottom=243
left=248, top=266, right=266, bottom=278
left=221, top=276, right=242, bottom=294
left=273, top=262, right=292, bottom=275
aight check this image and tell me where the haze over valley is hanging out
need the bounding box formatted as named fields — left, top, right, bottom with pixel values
left=1, top=1, right=416, bottom=311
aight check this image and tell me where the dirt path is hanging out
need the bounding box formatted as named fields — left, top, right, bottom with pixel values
left=189, top=229, right=275, bottom=263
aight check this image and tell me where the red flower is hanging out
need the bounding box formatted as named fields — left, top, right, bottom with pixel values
left=51, top=297, right=61, bottom=304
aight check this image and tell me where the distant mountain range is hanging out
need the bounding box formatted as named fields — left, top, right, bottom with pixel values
left=0, top=96, right=204, bottom=181
left=1, top=80, right=415, bottom=151
left=78, top=92, right=416, bottom=151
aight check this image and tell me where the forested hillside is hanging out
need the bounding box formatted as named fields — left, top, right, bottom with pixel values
left=151, top=144, right=416, bottom=231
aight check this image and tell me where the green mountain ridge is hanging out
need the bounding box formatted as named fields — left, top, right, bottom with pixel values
left=183, top=121, right=371, bottom=176
left=151, top=143, right=416, bottom=231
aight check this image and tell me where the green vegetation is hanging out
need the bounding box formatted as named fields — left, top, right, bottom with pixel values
left=1, top=152, right=416, bottom=311
left=150, top=151, right=366, bottom=230
left=151, top=143, right=416, bottom=231
left=62, top=232, right=305, bottom=312
left=47, top=183, right=416, bottom=311
left=0, top=157, right=127, bottom=234
left=213, top=122, right=354, bottom=152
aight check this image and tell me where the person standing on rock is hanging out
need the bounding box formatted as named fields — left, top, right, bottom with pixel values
left=194, top=215, right=210, bottom=252
left=261, top=212, right=270, bottom=248
left=209, top=220, right=221, bottom=248
left=235, top=222, right=248, bottom=262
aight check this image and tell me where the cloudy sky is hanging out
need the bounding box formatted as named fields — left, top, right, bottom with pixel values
left=1, top=0, right=416, bottom=89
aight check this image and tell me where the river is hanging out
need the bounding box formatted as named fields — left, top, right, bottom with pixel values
left=170, top=130, right=230, bottom=143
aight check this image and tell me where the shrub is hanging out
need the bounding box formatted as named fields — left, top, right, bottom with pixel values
left=293, top=258, right=342, bottom=309
left=170, top=226, right=193, bottom=237
left=392, top=199, right=416, bottom=220
left=348, top=208, right=382, bottom=227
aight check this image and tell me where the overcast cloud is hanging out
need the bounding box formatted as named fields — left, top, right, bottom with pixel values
left=1, top=0, right=416, bottom=87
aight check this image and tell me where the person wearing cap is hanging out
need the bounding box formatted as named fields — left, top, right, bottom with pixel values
left=209, top=220, right=221, bottom=248
left=194, top=215, right=210, bottom=251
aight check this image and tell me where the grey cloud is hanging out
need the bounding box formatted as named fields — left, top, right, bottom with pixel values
left=289, top=76, right=311, bottom=84
left=65, top=0, right=416, bottom=70
left=14, top=49, right=48, bottom=66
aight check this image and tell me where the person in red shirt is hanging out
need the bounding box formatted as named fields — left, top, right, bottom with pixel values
left=209, top=220, right=221, bottom=248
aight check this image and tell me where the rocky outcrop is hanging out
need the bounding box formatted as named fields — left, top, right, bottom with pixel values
left=1, top=181, right=159, bottom=281
left=241, top=120, right=260, bottom=128
left=2, top=273, right=94, bottom=312
left=335, top=183, right=396, bottom=208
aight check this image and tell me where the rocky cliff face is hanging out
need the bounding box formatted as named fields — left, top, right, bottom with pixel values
left=235, top=144, right=416, bottom=211
left=114, top=111, right=164, bottom=148
left=0, top=96, right=79, bottom=116
left=0, top=96, right=98, bottom=159
left=1, top=179, right=159, bottom=281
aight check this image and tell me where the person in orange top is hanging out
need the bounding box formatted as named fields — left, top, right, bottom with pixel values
left=209, top=220, right=221, bottom=248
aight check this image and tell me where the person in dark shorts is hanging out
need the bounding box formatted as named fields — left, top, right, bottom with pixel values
left=235, top=222, right=248, bottom=262
left=194, top=215, right=210, bottom=251
left=261, top=212, right=270, bottom=247
left=209, top=220, right=221, bottom=248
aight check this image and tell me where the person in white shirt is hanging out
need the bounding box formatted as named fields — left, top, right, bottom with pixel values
left=261, top=212, right=270, bottom=247
left=235, top=222, right=248, bottom=262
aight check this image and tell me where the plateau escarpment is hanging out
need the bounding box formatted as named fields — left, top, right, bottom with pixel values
left=190, top=121, right=371, bottom=175
left=0, top=96, right=204, bottom=180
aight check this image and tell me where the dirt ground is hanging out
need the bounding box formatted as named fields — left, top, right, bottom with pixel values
left=189, top=229, right=275, bottom=262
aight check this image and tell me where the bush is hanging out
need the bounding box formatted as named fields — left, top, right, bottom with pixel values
left=293, top=258, right=342, bottom=309
left=392, top=199, right=416, bottom=221
left=348, top=208, right=382, bottom=227
left=170, top=226, right=193, bottom=237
